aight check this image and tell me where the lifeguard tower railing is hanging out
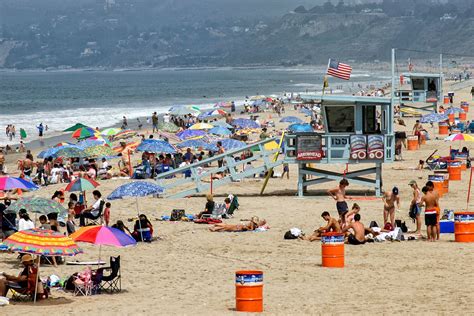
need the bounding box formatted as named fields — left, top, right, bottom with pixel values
left=155, top=138, right=283, bottom=198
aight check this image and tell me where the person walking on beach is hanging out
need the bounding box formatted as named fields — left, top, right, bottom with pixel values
left=382, top=187, right=400, bottom=229
left=122, top=116, right=128, bottom=129
left=37, top=123, right=44, bottom=139
left=409, top=180, right=422, bottom=235
left=152, top=112, right=158, bottom=133
left=327, top=179, right=349, bottom=223
left=421, top=183, right=439, bottom=242
left=426, top=181, right=440, bottom=240
left=412, top=120, right=426, bottom=145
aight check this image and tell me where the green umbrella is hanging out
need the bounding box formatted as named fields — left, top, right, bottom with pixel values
left=63, top=123, right=90, bottom=132
left=20, top=128, right=27, bottom=139
left=158, top=122, right=180, bottom=133
left=5, top=197, right=68, bottom=217
left=84, top=145, right=116, bottom=158
left=101, top=128, right=122, bottom=137
left=55, top=147, right=87, bottom=158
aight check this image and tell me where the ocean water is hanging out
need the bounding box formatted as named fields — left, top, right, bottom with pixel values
left=0, top=67, right=388, bottom=146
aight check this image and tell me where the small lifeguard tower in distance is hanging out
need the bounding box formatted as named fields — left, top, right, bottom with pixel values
left=397, top=72, right=442, bottom=115
left=284, top=95, right=394, bottom=197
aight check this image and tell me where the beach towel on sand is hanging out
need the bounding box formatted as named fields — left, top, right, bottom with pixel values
left=194, top=218, right=222, bottom=224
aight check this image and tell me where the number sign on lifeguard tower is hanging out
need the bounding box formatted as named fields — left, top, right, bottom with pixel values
left=284, top=95, right=394, bottom=197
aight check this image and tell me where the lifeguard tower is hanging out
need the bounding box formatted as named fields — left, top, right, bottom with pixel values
left=284, top=95, right=394, bottom=196
left=396, top=72, right=442, bottom=116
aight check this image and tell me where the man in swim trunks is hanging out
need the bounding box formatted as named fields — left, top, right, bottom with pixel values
left=343, top=213, right=366, bottom=245
left=382, top=186, right=400, bottom=228
left=421, top=183, right=439, bottom=242
left=425, top=181, right=440, bottom=240
left=409, top=180, right=422, bottom=235
left=327, top=179, right=349, bottom=223
left=303, top=211, right=342, bottom=242
left=412, top=120, right=426, bottom=145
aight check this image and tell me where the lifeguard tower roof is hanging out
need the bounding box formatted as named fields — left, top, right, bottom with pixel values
left=299, top=94, right=392, bottom=105
left=402, top=72, right=441, bottom=78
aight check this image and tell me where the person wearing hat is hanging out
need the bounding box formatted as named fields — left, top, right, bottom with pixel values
left=409, top=180, right=422, bottom=235
left=382, top=186, right=400, bottom=229
left=0, top=254, right=40, bottom=297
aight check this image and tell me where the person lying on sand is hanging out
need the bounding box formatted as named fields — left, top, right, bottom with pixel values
left=342, top=214, right=366, bottom=245
left=209, top=217, right=266, bottom=232
left=303, top=211, right=341, bottom=242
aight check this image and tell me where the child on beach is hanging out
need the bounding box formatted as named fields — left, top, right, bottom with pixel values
left=104, top=202, right=111, bottom=226
left=67, top=202, right=76, bottom=235
left=327, top=179, right=349, bottom=223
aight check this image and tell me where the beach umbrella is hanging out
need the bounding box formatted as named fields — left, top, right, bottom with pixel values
left=113, top=130, right=137, bottom=141
left=176, top=139, right=210, bottom=149
left=288, top=123, right=313, bottom=133
left=198, top=109, right=227, bottom=119
left=63, top=123, right=90, bottom=132
left=71, top=225, right=136, bottom=266
left=136, top=139, right=177, bottom=154
left=37, top=145, right=80, bottom=159
left=169, top=105, right=200, bottom=116
left=212, top=139, right=246, bottom=151
left=3, top=229, right=82, bottom=303
left=101, top=128, right=122, bottom=137
left=232, top=118, right=260, bottom=129
left=176, top=129, right=207, bottom=140
left=5, top=197, right=68, bottom=216
left=444, top=134, right=474, bottom=142
left=84, top=145, right=117, bottom=158
left=209, top=126, right=232, bottom=136
left=211, top=121, right=233, bottom=129
left=445, top=107, right=464, bottom=115
left=299, top=108, right=313, bottom=117
left=113, top=141, right=140, bottom=153
left=72, top=127, right=96, bottom=139
left=65, top=177, right=100, bottom=192
left=420, top=112, right=449, bottom=123
left=108, top=181, right=165, bottom=241
left=156, top=131, right=181, bottom=143
left=54, top=142, right=73, bottom=147
left=189, top=123, right=213, bottom=130
left=250, top=95, right=266, bottom=101
left=158, top=122, right=180, bottom=133
left=0, top=177, right=38, bottom=191
left=76, top=139, right=105, bottom=149
left=54, top=146, right=87, bottom=158
left=280, top=116, right=303, bottom=124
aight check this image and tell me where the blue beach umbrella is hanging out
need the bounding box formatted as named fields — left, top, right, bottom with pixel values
left=288, top=123, right=313, bottom=133
left=420, top=112, right=449, bottom=123
left=211, top=121, right=233, bottom=129
left=212, top=139, right=246, bottom=151
left=232, top=118, right=260, bottom=129
left=209, top=126, right=232, bottom=136
left=280, top=116, right=303, bottom=124
left=136, top=139, right=176, bottom=154
left=176, top=139, right=210, bottom=149
left=176, top=129, right=207, bottom=140
left=0, top=176, right=39, bottom=191
left=76, top=139, right=107, bottom=149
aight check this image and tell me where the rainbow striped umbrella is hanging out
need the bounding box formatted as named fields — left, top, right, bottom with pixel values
left=0, top=176, right=38, bottom=191
left=65, top=177, right=100, bottom=192
left=72, top=127, right=97, bottom=139
left=3, top=229, right=82, bottom=256
left=71, top=226, right=136, bottom=247
left=113, top=130, right=138, bottom=140
left=84, top=145, right=117, bottom=158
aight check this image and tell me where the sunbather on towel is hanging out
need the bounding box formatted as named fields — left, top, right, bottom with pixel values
left=209, top=217, right=266, bottom=232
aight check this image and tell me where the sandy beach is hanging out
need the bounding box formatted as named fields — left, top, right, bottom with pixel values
left=2, top=79, right=474, bottom=315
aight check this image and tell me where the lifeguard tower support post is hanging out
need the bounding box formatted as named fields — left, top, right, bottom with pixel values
left=284, top=95, right=394, bottom=197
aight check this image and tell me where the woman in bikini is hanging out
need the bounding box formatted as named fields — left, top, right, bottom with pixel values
left=383, top=187, right=400, bottom=228
left=209, top=217, right=266, bottom=232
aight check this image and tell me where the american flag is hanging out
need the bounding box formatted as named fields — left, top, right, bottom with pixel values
left=327, top=59, right=352, bottom=80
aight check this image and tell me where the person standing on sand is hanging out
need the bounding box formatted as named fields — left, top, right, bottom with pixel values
left=409, top=180, right=422, bottom=235
left=0, top=150, right=5, bottom=175
left=425, top=181, right=440, bottom=240
left=327, top=179, right=349, bottom=223
left=37, top=123, right=44, bottom=139
left=382, top=187, right=400, bottom=229
left=421, top=184, right=438, bottom=242
left=152, top=112, right=158, bottom=133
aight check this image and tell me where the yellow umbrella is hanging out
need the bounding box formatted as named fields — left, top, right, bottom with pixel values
left=189, top=123, right=213, bottom=130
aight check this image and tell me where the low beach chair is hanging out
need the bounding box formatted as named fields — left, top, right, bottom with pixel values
left=201, top=203, right=227, bottom=219
left=73, top=267, right=95, bottom=296
left=98, top=256, right=121, bottom=293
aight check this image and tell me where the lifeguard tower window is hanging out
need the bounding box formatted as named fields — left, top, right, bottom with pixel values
left=325, top=106, right=355, bottom=133
left=412, top=78, right=425, bottom=91
left=363, top=105, right=377, bottom=134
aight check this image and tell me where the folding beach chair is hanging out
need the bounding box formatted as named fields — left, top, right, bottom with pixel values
left=201, top=203, right=227, bottom=219
left=98, top=256, right=121, bottom=293
left=226, top=194, right=239, bottom=218
left=86, top=200, right=105, bottom=226
left=73, top=267, right=96, bottom=296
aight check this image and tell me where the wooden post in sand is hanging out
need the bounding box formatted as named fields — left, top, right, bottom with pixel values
left=467, top=167, right=473, bottom=211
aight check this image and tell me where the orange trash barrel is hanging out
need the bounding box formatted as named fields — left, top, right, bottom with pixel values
left=321, top=232, right=344, bottom=268
left=235, top=270, right=263, bottom=312
left=448, top=113, right=455, bottom=123
left=459, top=112, right=467, bottom=121
left=438, top=122, right=449, bottom=135
left=454, top=212, right=474, bottom=242
left=428, top=175, right=444, bottom=197
left=461, top=103, right=469, bottom=113
left=407, top=136, right=418, bottom=151
left=444, top=96, right=450, bottom=104
left=448, top=161, right=462, bottom=181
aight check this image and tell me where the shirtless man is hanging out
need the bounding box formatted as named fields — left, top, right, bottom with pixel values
left=412, top=120, right=426, bottom=145
left=425, top=181, right=440, bottom=240
left=327, top=179, right=349, bottom=223
left=304, top=211, right=342, bottom=242
left=409, top=180, right=422, bottom=235
left=421, top=183, right=439, bottom=242
left=382, top=187, right=400, bottom=228
left=342, top=213, right=366, bottom=245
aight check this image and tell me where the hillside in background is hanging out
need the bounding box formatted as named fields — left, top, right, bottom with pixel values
left=0, top=0, right=473, bottom=69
